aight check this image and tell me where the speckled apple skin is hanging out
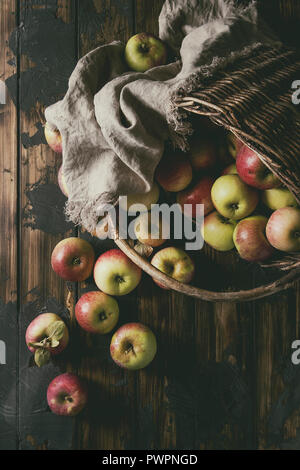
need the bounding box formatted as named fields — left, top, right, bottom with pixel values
left=26, top=313, right=69, bottom=355
left=51, top=237, right=95, bottom=282
left=75, top=291, right=119, bottom=334
left=47, top=373, right=88, bottom=416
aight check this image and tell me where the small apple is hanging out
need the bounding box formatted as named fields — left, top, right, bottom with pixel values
left=266, top=207, right=300, bottom=252
left=233, top=215, right=274, bottom=262
left=94, top=249, right=142, bottom=296
left=51, top=237, right=95, bottom=282
left=44, top=122, right=62, bottom=154
left=227, top=133, right=244, bottom=159
left=26, top=313, right=69, bottom=367
left=125, top=33, right=167, bottom=72
left=222, top=163, right=238, bottom=175
left=58, top=166, right=69, bottom=197
left=262, top=186, right=298, bottom=210
left=155, top=152, right=192, bottom=192
left=177, top=176, right=214, bottom=218
left=47, top=373, right=88, bottom=416
left=119, top=183, right=160, bottom=214
left=202, top=211, right=237, bottom=251
left=211, top=174, right=259, bottom=220
left=151, top=246, right=195, bottom=288
left=75, top=291, right=119, bottom=334
left=188, top=137, right=217, bottom=171
left=236, top=145, right=280, bottom=190
left=110, top=323, right=157, bottom=370
left=134, top=211, right=168, bottom=247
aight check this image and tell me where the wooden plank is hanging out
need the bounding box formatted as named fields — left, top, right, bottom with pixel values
left=0, top=0, right=18, bottom=450
left=18, top=0, right=77, bottom=450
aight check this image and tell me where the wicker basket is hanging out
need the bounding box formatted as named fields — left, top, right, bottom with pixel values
left=112, top=45, right=300, bottom=302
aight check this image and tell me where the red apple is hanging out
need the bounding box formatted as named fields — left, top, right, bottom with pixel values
left=236, top=145, right=280, bottom=190
left=266, top=207, right=300, bottom=252
left=75, top=291, right=119, bottom=334
left=58, top=166, right=69, bottom=197
left=94, top=249, right=142, bottom=296
left=233, top=215, right=274, bottom=262
left=155, top=152, right=193, bottom=192
left=227, top=133, right=244, bottom=159
left=26, top=313, right=69, bottom=367
left=44, top=122, right=62, bottom=154
left=47, top=373, right=88, bottom=416
left=110, top=323, right=157, bottom=370
left=188, top=137, right=216, bottom=171
left=177, top=176, right=214, bottom=218
left=51, top=237, right=95, bottom=282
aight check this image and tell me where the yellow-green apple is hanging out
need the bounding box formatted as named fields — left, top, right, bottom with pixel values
left=94, top=249, right=142, bottom=296
left=47, top=373, right=87, bottom=416
left=233, top=215, right=274, bottom=262
left=58, top=165, right=69, bottom=197
left=151, top=246, right=195, bottom=288
left=119, top=183, right=160, bottom=214
left=177, top=176, right=214, bottom=218
left=44, top=121, right=62, bottom=154
left=188, top=137, right=216, bottom=171
left=202, top=211, right=237, bottom=251
left=266, top=207, right=300, bottom=252
left=155, top=152, right=193, bottom=192
left=75, top=291, right=119, bottom=334
left=211, top=174, right=259, bottom=220
left=110, top=322, right=157, bottom=370
left=236, top=146, right=280, bottom=190
left=227, top=133, right=244, bottom=159
left=125, top=33, right=167, bottom=72
left=222, top=163, right=237, bottom=175
left=262, top=186, right=298, bottom=210
left=26, top=313, right=69, bottom=367
left=134, top=212, right=167, bottom=247
left=51, top=237, right=95, bottom=282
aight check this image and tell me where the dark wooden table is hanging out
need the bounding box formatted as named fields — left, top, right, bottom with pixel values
left=0, top=0, right=300, bottom=450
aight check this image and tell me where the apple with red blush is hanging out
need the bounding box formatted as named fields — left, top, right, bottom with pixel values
left=236, top=145, right=280, bottom=190
left=155, top=152, right=192, bottom=192
left=177, top=176, right=214, bottom=219
left=233, top=215, right=274, bottom=262
left=44, top=122, right=62, bottom=154
left=47, top=373, right=87, bottom=416
left=188, top=137, right=217, bottom=171
left=75, top=291, right=119, bottom=334
left=51, top=237, right=95, bottom=282
left=266, top=207, right=300, bottom=252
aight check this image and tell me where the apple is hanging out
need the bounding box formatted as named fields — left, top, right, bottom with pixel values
left=44, top=122, right=62, bottom=154
left=119, top=183, right=160, bottom=214
left=211, top=174, right=259, bottom=220
left=94, top=248, right=142, bottom=296
left=151, top=246, right=195, bottom=288
left=236, top=145, right=280, bottom=190
left=51, top=237, right=95, bottom=282
left=47, top=373, right=88, bottom=416
left=262, top=186, right=298, bottom=210
left=266, top=207, right=300, bottom=252
left=58, top=165, right=69, bottom=197
left=202, top=211, right=237, bottom=251
left=227, top=133, right=244, bottom=159
left=110, top=323, right=157, bottom=370
left=222, top=163, right=237, bottom=175
left=233, top=215, right=274, bottom=262
left=134, top=211, right=167, bottom=247
left=26, top=313, right=69, bottom=367
left=125, top=33, right=167, bottom=72
left=155, top=152, right=192, bottom=192
left=177, top=176, right=214, bottom=218
left=75, top=291, right=119, bottom=334
left=188, top=137, right=216, bottom=171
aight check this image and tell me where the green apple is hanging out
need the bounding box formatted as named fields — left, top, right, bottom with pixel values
left=202, top=211, right=237, bottom=251
left=125, top=33, right=167, bottom=72
left=119, top=183, right=160, bottom=214
left=211, top=174, right=259, bottom=220
left=262, top=186, right=298, bottom=210
left=110, top=322, right=157, bottom=370
left=151, top=246, right=195, bottom=288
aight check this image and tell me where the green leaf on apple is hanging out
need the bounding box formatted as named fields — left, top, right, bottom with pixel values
left=47, top=320, right=65, bottom=342
left=34, top=347, right=51, bottom=367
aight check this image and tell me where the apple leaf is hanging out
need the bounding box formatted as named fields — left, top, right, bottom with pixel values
left=47, top=320, right=66, bottom=342
left=34, top=348, right=51, bottom=367
left=50, top=338, right=60, bottom=348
